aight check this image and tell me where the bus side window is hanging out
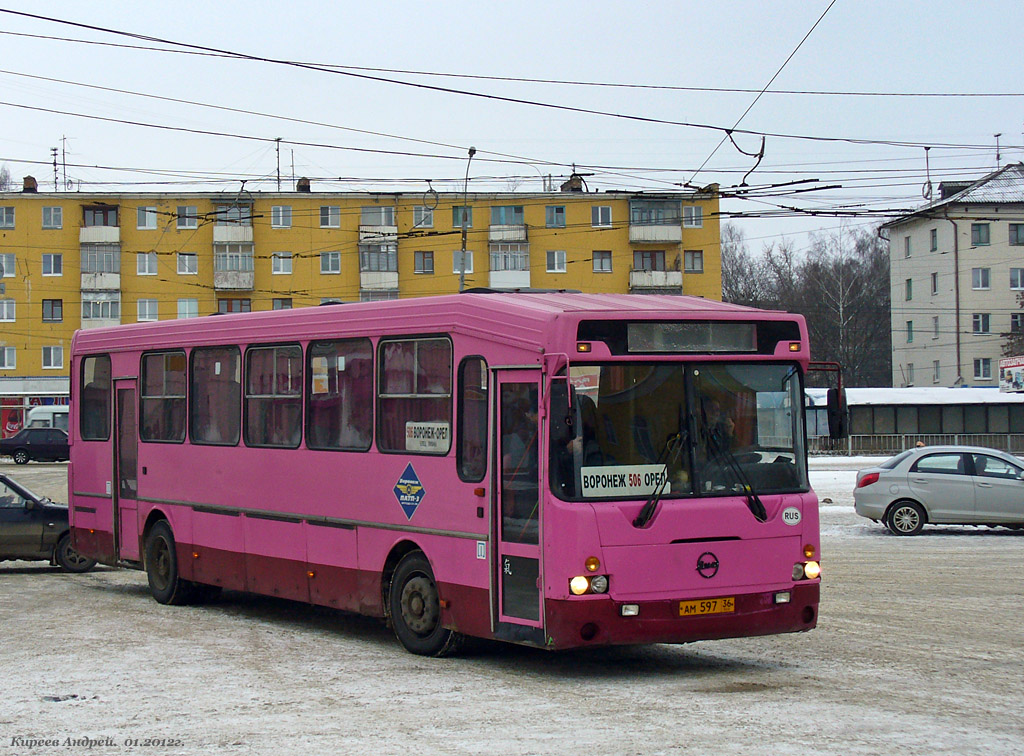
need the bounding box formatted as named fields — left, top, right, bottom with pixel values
left=190, top=346, right=241, bottom=445
left=80, top=354, right=111, bottom=441
left=457, top=357, right=488, bottom=481
left=378, top=338, right=452, bottom=454
left=245, top=345, right=302, bottom=448
left=307, top=338, right=373, bottom=451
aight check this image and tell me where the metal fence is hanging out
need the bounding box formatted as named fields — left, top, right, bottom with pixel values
left=809, top=434, right=1024, bottom=456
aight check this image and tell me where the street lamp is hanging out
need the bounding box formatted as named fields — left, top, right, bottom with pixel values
left=459, top=146, right=476, bottom=292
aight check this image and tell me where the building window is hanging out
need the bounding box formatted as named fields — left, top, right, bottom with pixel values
left=0, top=347, right=14, bottom=369
left=42, top=346, right=63, bottom=370
left=592, top=206, right=612, bottom=228
left=631, top=200, right=681, bottom=225
left=218, top=298, right=251, bottom=314
left=413, top=206, right=434, bottom=228
left=971, top=223, right=990, bottom=246
left=906, top=363, right=915, bottom=386
left=634, top=250, right=666, bottom=271
left=320, top=251, right=341, bottom=274
left=271, top=205, right=292, bottom=228
left=453, top=206, right=473, bottom=228
left=81, top=244, right=120, bottom=273
left=930, top=228, right=937, bottom=252
left=972, top=267, right=990, bottom=290
left=453, top=250, right=474, bottom=274
left=930, top=271, right=938, bottom=295
left=359, top=290, right=399, bottom=302
left=42, top=299, right=63, bottom=323
left=906, top=321, right=913, bottom=343
left=684, top=250, right=704, bottom=273
left=137, top=206, right=158, bottom=229
left=0, top=207, right=14, bottom=228
left=138, top=299, right=158, bottom=322
left=490, top=206, right=524, bottom=226
left=545, top=206, right=566, bottom=228
left=272, top=252, right=292, bottom=274
left=273, top=298, right=292, bottom=310
left=974, top=358, right=992, bottom=380
left=1010, top=268, right=1024, bottom=290
left=215, top=204, right=251, bottom=226
left=593, top=250, right=612, bottom=272
left=490, top=243, right=529, bottom=272
left=0, top=299, right=14, bottom=321
left=546, top=250, right=566, bottom=273
left=1010, top=313, right=1024, bottom=333
left=42, top=206, right=62, bottom=229
left=177, top=253, right=198, bottom=275
left=905, top=278, right=913, bottom=300
left=361, top=206, right=396, bottom=226
left=320, top=206, right=341, bottom=228
left=176, top=205, right=198, bottom=229
left=82, top=293, right=120, bottom=320
left=1010, top=224, right=1024, bottom=246
left=137, top=252, right=158, bottom=276
left=932, top=316, right=939, bottom=339
left=933, top=360, right=940, bottom=383
left=83, top=206, right=117, bottom=227
left=904, top=237, right=910, bottom=258
left=177, top=298, right=198, bottom=319
left=972, top=313, right=990, bottom=334
left=414, top=251, right=434, bottom=274
left=244, top=345, right=303, bottom=448
left=42, top=253, right=62, bottom=276
left=214, top=243, right=254, bottom=272
left=359, top=243, right=397, bottom=272
left=0, top=253, right=13, bottom=277
left=683, top=206, right=703, bottom=228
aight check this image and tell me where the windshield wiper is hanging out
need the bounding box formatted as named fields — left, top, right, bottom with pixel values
left=633, top=431, right=686, bottom=529
left=706, top=435, right=767, bottom=522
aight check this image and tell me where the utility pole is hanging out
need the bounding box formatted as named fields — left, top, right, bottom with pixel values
left=459, top=146, right=477, bottom=293
left=275, top=137, right=282, bottom=191
left=994, top=133, right=1002, bottom=168
left=51, top=147, right=59, bottom=190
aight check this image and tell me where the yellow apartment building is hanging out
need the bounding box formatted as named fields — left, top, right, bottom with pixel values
left=0, top=177, right=720, bottom=430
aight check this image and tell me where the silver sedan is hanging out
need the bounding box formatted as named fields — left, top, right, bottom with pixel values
left=854, top=445, right=1024, bottom=535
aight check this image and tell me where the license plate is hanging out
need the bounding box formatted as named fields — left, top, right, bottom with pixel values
left=679, top=597, right=735, bottom=616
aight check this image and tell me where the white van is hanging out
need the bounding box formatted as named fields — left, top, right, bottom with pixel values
left=26, top=405, right=69, bottom=432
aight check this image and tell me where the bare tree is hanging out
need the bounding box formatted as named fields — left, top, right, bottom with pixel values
left=0, top=164, right=10, bottom=192
left=1001, top=291, right=1024, bottom=357
left=720, top=223, right=777, bottom=308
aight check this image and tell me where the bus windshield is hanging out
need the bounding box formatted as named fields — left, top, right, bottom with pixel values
left=549, top=362, right=808, bottom=500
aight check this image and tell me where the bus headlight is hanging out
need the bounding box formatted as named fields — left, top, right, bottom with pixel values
left=793, top=561, right=822, bottom=580
left=569, top=576, right=590, bottom=595
left=569, top=575, right=610, bottom=595
left=590, top=575, right=609, bottom=594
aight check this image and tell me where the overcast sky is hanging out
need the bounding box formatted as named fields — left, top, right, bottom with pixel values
left=1, top=0, right=1022, bottom=250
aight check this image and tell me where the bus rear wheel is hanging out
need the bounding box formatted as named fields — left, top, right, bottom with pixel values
left=144, top=521, right=195, bottom=605
left=389, top=551, right=463, bottom=657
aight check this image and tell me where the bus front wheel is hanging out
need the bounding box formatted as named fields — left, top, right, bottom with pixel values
left=389, top=551, right=463, bottom=657
left=144, top=521, right=194, bottom=605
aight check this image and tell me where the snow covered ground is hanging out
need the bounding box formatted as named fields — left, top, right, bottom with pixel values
left=2, top=459, right=1022, bottom=756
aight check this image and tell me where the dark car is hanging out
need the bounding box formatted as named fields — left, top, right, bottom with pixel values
left=0, top=473, right=96, bottom=572
left=0, top=427, right=69, bottom=464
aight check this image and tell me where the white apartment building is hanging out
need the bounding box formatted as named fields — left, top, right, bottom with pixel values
left=884, top=163, right=1024, bottom=388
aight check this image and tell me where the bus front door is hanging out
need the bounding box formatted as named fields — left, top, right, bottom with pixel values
left=494, top=372, right=543, bottom=642
left=114, top=382, right=140, bottom=562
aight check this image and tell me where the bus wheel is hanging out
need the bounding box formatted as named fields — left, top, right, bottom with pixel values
left=389, top=552, right=464, bottom=657
left=144, top=521, right=194, bottom=605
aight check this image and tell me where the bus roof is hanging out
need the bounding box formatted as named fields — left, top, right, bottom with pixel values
left=71, top=292, right=801, bottom=355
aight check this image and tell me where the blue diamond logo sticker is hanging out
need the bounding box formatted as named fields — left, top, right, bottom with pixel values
left=393, top=463, right=425, bottom=520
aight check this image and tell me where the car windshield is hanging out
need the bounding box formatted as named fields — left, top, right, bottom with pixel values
left=549, top=362, right=808, bottom=500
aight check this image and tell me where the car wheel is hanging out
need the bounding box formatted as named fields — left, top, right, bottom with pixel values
left=12, top=449, right=29, bottom=465
left=55, top=532, right=97, bottom=573
left=144, top=520, right=195, bottom=605
left=389, top=551, right=464, bottom=657
left=887, top=500, right=926, bottom=536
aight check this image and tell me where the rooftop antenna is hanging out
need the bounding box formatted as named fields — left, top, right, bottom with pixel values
left=51, top=147, right=58, bottom=190
left=994, top=133, right=1002, bottom=168
left=275, top=137, right=282, bottom=191
left=921, top=146, right=932, bottom=200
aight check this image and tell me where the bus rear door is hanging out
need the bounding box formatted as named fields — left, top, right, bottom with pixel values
left=494, top=371, right=543, bottom=642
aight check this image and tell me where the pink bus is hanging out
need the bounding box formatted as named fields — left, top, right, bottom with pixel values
left=69, top=292, right=835, bottom=655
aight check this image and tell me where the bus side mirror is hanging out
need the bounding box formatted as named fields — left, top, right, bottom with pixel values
left=826, top=388, right=848, bottom=440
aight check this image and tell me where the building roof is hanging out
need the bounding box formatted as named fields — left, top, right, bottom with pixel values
left=882, top=162, right=1024, bottom=228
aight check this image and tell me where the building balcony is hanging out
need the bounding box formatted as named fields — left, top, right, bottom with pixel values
left=80, top=317, right=121, bottom=330
left=359, top=225, right=399, bottom=243
left=629, top=270, right=683, bottom=294
left=81, top=273, right=120, bottom=291
left=212, top=226, right=253, bottom=244
left=629, top=224, right=682, bottom=244
left=360, top=271, right=399, bottom=290
left=489, top=224, right=528, bottom=243
left=489, top=270, right=531, bottom=290
left=79, top=226, right=120, bottom=244
left=214, top=270, right=255, bottom=291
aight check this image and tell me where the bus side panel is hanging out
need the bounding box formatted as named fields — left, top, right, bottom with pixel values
left=243, top=516, right=310, bottom=603
left=190, top=510, right=247, bottom=592
left=306, top=522, right=359, bottom=612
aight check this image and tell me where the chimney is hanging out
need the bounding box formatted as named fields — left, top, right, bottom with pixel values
left=560, top=174, right=584, bottom=193
left=22, top=175, right=38, bottom=193
left=296, top=177, right=311, bottom=193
